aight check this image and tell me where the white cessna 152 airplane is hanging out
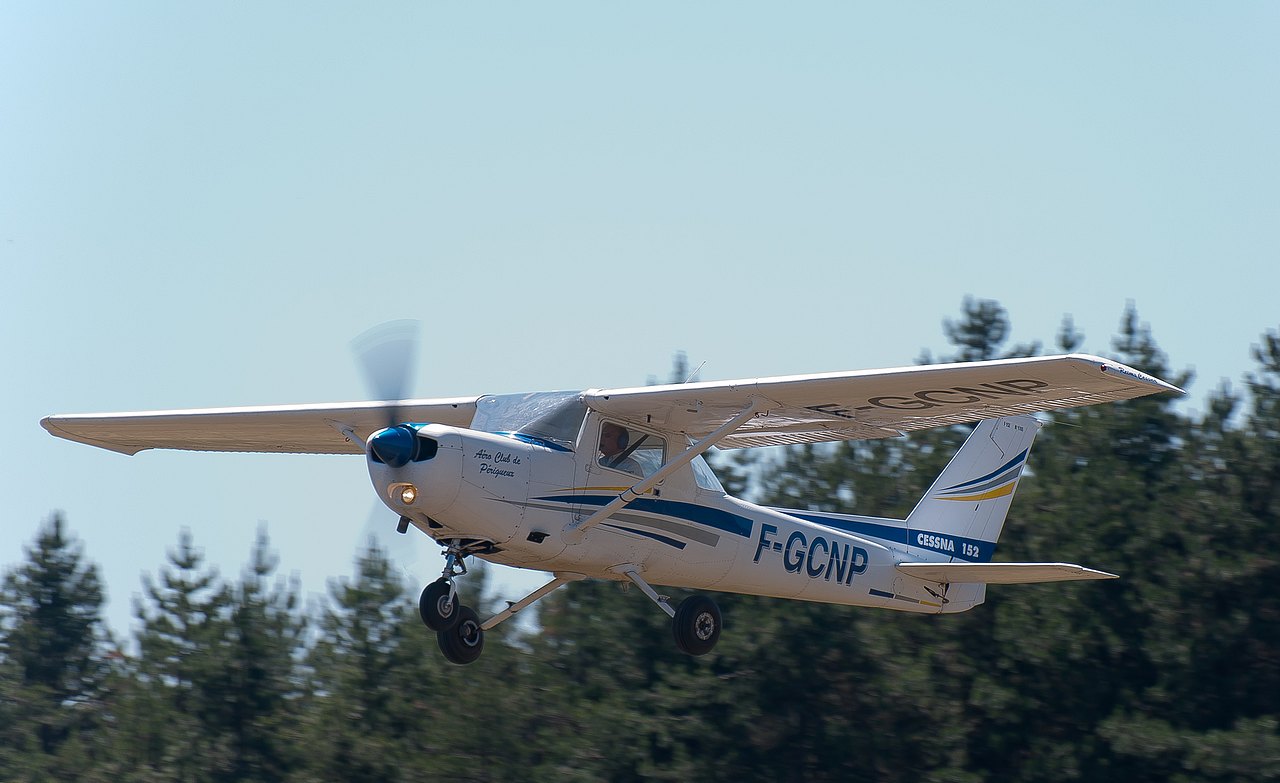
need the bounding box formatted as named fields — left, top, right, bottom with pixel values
left=42, top=340, right=1179, bottom=665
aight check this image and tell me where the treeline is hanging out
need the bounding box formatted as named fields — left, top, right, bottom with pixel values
left=3, top=300, right=1279, bottom=782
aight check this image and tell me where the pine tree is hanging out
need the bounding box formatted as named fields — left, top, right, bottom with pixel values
left=209, top=530, right=306, bottom=783
left=121, top=528, right=233, bottom=780
left=956, top=304, right=1198, bottom=781
left=1095, top=327, right=1280, bottom=781
left=299, top=541, right=433, bottom=783
left=0, top=515, right=110, bottom=778
left=943, top=296, right=1041, bottom=363
left=125, top=528, right=307, bottom=783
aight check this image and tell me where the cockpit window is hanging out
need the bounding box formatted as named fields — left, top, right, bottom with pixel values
left=472, top=391, right=586, bottom=452
left=519, top=397, right=588, bottom=450
left=598, top=422, right=665, bottom=478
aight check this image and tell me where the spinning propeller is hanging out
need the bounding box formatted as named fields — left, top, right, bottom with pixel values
left=351, top=319, right=428, bottom=584
left=353, top=319, right=423, bottom=468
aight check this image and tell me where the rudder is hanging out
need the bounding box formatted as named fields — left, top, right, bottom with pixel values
left=903, top=415, right=1042, bottom=564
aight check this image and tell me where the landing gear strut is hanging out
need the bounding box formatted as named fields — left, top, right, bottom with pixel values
left=619, top=567, right=723, bottom=657
left=418, top=539, right=581, bottom=665
left=419, top=539, right=487, bottom=665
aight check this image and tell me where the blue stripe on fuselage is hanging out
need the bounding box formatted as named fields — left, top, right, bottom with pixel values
left=533, top=494, right=754, bottom=538
left=782, top=510, right=997, bottom=563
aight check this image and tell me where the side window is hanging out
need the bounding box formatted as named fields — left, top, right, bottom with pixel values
left=691, top=454, right=725, bottom=492
left=597, top=422, right=665, bottom=478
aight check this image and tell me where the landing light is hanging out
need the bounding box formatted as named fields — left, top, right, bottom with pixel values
left=391, top=483, right=418, bottom=505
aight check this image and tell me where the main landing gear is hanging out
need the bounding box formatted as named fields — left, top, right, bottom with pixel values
left=417, top=543, right=724, bottom=664
left=618, top=568, right=723, bottom=657
left=672, top=594, right=722, bottom=656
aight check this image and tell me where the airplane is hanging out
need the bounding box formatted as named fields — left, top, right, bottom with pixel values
left=41, top=343, right=1181, bottom=665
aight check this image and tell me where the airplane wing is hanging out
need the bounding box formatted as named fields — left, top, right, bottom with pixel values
left=41, top=398, right=480, bottom=456
left=585, top=353, right=1181, bottom=449
left=895, top=562, right=1118, bottom=584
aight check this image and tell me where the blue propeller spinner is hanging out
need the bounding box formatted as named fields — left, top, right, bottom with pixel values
left=369, top=424, right=418, bottom=467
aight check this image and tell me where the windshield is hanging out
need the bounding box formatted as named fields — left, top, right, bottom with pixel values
left=471, top=391, right=586, bottom=451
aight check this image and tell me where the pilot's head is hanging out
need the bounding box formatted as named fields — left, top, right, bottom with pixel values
left=600, top=423, right=628, bottom=456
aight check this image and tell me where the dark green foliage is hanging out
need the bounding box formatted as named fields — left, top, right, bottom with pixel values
left=297, top=541, right=445, bottom=783
left=3, top=301, right=1279, bottom=780
left=112, top=528, right=305, bottom=783
left=119, top=528, right=232, bottom=779
left=943, top=296, right=1041, bottom=362
left=0, top=514, right=111, bottom=781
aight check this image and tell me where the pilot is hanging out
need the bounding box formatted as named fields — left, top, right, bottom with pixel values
left=598, top=422, right=644, bottom=477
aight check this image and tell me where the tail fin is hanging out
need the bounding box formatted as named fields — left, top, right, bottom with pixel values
left=904, top=415, right=1041, bottom=564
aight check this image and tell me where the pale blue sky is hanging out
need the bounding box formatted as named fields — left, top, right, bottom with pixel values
left=3, top=3, right=1277, bottom=638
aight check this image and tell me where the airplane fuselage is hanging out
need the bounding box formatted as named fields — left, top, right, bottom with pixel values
left=371, top=424, right=975, bottom=615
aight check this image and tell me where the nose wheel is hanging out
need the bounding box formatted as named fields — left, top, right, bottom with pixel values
left=418, top=578, right=459, bottom=631
left=418, top=539, right=489, bottom=665
left=436, top=605, right=485, bottom=665
left=419, top=578, right=485, bottom=665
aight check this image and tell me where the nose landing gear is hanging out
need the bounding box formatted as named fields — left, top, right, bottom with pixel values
left=418, top=539, right=490, bottom=665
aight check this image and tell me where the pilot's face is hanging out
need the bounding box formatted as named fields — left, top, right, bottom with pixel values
left=600, top=425, right=624, bottom=455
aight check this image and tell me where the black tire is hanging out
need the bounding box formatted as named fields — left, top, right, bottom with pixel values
left=419, top=578, right=459, bottom=631
left=672, top=594, right=722, bottom=656
left=437, top=605, right=485, bottom=665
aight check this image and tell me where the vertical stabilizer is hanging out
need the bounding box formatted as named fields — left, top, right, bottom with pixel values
left=903, top=415, right=1042, bottom=564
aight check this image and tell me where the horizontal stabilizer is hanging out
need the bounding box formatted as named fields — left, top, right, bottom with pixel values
left=896, top=561, right=1117, bottom=584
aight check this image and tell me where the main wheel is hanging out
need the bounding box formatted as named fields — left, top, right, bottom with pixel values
left=437, top=605, right=485, bottom=665
left=672, top=594, right=722, bottom=656
left=419, top=578, right=459, bottom=631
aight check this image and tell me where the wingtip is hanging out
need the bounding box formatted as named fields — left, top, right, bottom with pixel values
left=1090, top=357, right=1184, bottom=396
left=40, top=415, right=145, bottom=456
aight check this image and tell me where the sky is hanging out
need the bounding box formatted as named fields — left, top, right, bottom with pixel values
left=3, top=3, right=1277, bottom=641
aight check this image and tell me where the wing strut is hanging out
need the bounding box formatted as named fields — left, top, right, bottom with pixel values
left=565, top=399, right=763, bottom=540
